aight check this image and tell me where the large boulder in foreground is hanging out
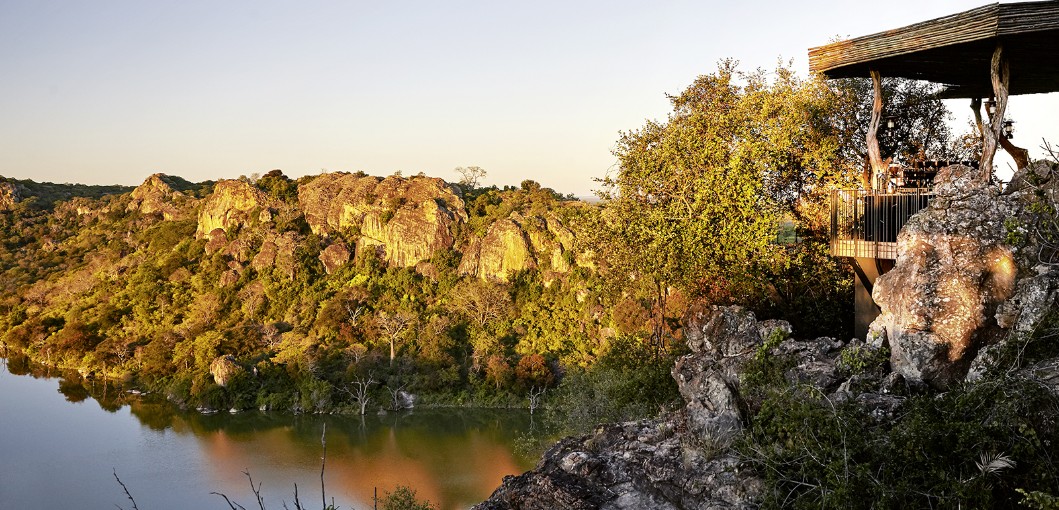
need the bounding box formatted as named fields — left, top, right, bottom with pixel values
left=474, top=419, right=762, bottom=510
left=476, top=307, right=786, bottom=510
left=674, top=306, right=790, bottom=446
left=870, top=165, right=1017, bottom=387
left=476, top=306, right=907, bottom=509
left=871, top=162, right=1059, bottom=387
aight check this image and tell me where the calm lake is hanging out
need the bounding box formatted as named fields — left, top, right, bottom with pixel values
left=0, top=356, right=537, bottom=510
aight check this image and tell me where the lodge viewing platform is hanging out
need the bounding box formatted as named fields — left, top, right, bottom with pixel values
left=810, top=0, right=1059, bottom=337
left=828, top=161, right=981, bottom=260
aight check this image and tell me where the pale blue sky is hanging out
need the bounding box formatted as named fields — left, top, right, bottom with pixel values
left=1, top=0, right=1054, bottom=195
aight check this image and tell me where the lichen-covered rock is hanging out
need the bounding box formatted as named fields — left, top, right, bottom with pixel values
left=674, top=307, right=797, bottom=452
left=459, top=218, right=536, bottom=281
left=196, top=179, right=277, bottom=238
left=251, top=232, right=298, bottom=279
left=458, top=212, right=579, bottom=281
left=477, top=306, right=910, bottom=509
left=474, top=418, right=763, bottom=510
left=871, top=165, right=1018, bottom=387
left=209, top=355, right=244, bottom=387
left=969, top=265, right=1059, bottom=380
left=298, top=173, right=466, bottom=268
left=319, top=242, right=351, bottom=274
left=204, top=228, right=228, bottom=255
left=126, top=173, right=192, bottom=220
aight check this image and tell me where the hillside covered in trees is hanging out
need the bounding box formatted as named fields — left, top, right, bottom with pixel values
left=0, top=62, right=964, bottom=421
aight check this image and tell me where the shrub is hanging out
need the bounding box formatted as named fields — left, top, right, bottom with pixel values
left=741, top=376, right=1059, bottom=509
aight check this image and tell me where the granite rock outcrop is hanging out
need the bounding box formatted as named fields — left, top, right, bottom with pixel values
left=871, top=162, right=1059, bottom=387
left=196, top=179, right=280, bottom=238
left=127, top=173, right=194, bottom=220
left=298, top=173, right=466, bottom=268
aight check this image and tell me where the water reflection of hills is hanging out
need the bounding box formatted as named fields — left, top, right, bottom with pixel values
left=4, top=355, right=536, bottom=510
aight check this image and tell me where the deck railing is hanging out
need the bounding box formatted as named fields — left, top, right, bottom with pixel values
left=830, top=188, right=934, bottom=260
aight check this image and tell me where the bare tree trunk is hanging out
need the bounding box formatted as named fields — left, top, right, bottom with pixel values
left=866, top=69, right=887, bottom=190
left=980, top=44, right=1010, bottom=179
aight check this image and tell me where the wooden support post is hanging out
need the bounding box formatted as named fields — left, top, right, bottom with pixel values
left=866, top=69, right=887, bottom=190
left=980, top=44, right=1010, bottom=179
left=999, top=129, right=1031, bottom=171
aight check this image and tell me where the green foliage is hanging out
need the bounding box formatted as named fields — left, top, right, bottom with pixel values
left=987, top=306, right=1059, bottom=376
left=255, top=169, right=298, bottom=203
left=594, top=61, right=858, bottom=349
left=1020, top=489, right=1059, bottom=510
left=756, top=240, right=854, bottom=339
left=837, top=344, right=890, bottom=376
left=550, top=335, right=681, bottom=435
left=740, top=326, right=792, bottom=394
left=741, top=375, right=1059, bottom=509
left=829, top=76, right=955, bottom=166
left=380, top=485, right=437, bottom=510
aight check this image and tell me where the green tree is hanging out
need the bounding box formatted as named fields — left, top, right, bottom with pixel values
left=597, top=61, right=842, bottom=346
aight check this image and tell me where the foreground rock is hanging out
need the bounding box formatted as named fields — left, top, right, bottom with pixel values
left=476, top=417, right=761, bottom=510
left=477, top=306, right=904, bottom=509
left=870, top=162, right=1059, bottom=388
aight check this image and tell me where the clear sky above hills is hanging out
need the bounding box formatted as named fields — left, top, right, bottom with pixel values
left=1, top=0, right=1055, bottom=195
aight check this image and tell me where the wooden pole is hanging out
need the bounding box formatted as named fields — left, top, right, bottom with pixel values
left=980, top=44, right=1010, bottom=179
left=866, top=69, right=887, bottom=190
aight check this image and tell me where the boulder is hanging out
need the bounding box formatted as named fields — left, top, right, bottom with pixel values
left=126, top=173, right=192, bottom=220
left=319, top=243, right=351, bottom=274
left=209, top=355, right=244, bottom=387
left=196, top=179, right=278, bottom=238
left=251, top=232, right=298, bottom=279
left=674, top=306, right=791, bottom=449
left=474, top=419, right=762, bottom=510
left=298, top=173, right=466, bottom=268
left=870, top=164, right=1018, bottom=387
left=477, top=306, right=912, bottom=509
left=968, top=265, right=1059, bottom=380
left=459, top=218, right=536, bottom=281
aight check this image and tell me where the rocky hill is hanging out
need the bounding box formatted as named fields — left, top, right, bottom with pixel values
left=0, top=169, right=616, bottom=416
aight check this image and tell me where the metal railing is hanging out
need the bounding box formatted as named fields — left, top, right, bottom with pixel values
left=830, top=188, right=934, bottom=260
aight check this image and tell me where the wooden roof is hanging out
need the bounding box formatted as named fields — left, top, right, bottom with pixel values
left=808, top=1, right=1059, bottom=98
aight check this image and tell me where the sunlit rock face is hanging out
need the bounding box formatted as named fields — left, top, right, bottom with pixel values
left=209, top=355, right=244, bottom=388
left=871, top=163, right=1049, bottom=387
left=459, top=218, right=535, bottom=281
left=458, top=212, right=578, bottom=282
left=127, top=173, right=192, bottom=220
left=0, top=180, right=25, bottom=211
left=319, top=242, right=351, bottom=274
left=298, top=173, right=467, bottom=268
left=196, top=179, right=277, bottom=238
